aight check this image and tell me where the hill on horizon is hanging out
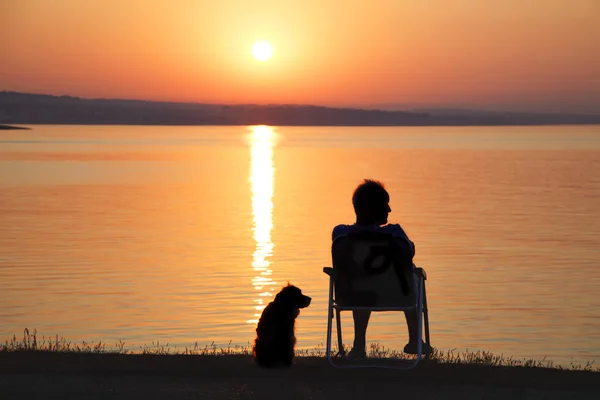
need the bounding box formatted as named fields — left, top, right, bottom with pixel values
left=2, top=91, right=600, bottom=127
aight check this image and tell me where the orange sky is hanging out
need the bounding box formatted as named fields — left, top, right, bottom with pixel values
left=1, top=0, right=599, bottom=113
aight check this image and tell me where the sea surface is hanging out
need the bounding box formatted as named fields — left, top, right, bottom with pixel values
left=1, top=124, right=599, bottom=367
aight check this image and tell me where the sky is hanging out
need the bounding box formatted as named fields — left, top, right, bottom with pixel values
left=1, top=0, right=599, bottom=113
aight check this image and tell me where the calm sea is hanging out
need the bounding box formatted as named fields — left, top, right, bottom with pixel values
left=1, top=125, right=599, bottom=366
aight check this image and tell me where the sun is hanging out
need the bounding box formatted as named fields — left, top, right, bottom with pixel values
left=252, top=41, right=273, bottom=62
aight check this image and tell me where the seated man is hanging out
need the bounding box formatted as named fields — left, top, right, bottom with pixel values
left=332, top=178, right=433, bottom=359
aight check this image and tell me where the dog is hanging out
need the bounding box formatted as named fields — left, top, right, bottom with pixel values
left=252, top=284, right=311, bottom=368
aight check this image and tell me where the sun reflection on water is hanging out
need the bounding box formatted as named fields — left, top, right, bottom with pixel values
left=247, top=126, right=277, bottom=324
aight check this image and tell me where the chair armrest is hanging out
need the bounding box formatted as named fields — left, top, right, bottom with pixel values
left=323, top=267, right=336, bottom=278
left=414, top=267, right=427, bottom=280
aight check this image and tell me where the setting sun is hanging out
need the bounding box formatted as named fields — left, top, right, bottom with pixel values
left=252, top=41, right=273, bottom=62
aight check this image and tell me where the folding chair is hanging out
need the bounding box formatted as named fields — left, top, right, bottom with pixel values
left=323, top=231, right=431, bottom=369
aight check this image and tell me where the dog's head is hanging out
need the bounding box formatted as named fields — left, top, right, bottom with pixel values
left=273, top=284, right=311, bottom=310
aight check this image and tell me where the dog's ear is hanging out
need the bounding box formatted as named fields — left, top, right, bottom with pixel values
left=274, top=285, right=290, bottom=303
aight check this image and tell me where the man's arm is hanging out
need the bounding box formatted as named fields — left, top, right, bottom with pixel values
left=383, top=224, right=415, bottom=256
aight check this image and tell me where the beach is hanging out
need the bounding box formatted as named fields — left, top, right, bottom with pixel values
left=1, top=352, right=598, bottom=399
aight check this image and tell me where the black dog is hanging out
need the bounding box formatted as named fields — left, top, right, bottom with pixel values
left=252, top=284, right=311, bottom=368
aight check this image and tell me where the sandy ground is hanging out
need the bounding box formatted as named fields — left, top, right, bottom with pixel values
left=1, top=352, right=598, bottom=399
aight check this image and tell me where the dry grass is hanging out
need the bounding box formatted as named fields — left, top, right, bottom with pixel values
left=2, top=328, right=598, bottom=372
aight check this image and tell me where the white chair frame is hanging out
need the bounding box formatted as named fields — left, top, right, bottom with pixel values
left=323, top=235, right=431, bottom=369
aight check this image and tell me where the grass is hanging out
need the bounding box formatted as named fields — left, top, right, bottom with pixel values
left=2, top=328, right=598, bottom=372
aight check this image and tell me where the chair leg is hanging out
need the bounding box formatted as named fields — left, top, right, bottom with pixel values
left=335, top=309, right=344, bottom=356
left=416, top=277, right=424, bottom=361
left=422, top=280, right=431, bottom=359
left=326, top=277, right=334, bottom=365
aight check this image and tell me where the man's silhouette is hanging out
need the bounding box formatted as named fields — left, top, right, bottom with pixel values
left=332, top=179, right=433, bottom=359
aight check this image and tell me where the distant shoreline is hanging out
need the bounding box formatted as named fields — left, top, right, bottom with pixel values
left=3, top=91, right=600, bottom=127
left=0, top=124, right=30, bottom=130
left=2, top=122, right=600, bottom=128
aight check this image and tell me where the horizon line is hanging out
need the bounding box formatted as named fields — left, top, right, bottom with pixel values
left=3, top=90, right=600, bottom=117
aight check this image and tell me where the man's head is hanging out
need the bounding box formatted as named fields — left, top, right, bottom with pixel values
left=352, top=179, right=391, bottom=226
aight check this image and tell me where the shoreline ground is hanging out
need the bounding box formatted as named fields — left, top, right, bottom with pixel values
left=1, top=352, right=598, bottom=399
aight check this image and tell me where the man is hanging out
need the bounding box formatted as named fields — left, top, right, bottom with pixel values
left=332, top=179, right=433, bottom=359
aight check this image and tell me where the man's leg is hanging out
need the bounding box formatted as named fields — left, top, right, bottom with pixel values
left=403, top=309, right=432, bottom=354
left=352, top=310, right=370, bottom=353
left=404, top=309, right=419, bottom=342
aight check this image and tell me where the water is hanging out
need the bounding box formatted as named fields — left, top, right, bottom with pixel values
left=1, top=124, right=599, bottom=366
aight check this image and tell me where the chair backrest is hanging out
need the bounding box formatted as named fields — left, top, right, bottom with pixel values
left=331, top=231, right=415, bottom=308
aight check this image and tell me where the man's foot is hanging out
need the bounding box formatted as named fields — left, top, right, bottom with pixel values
left=403, top=340, right=433, bottom=355
left=346, top=346, right=367, bottom=360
